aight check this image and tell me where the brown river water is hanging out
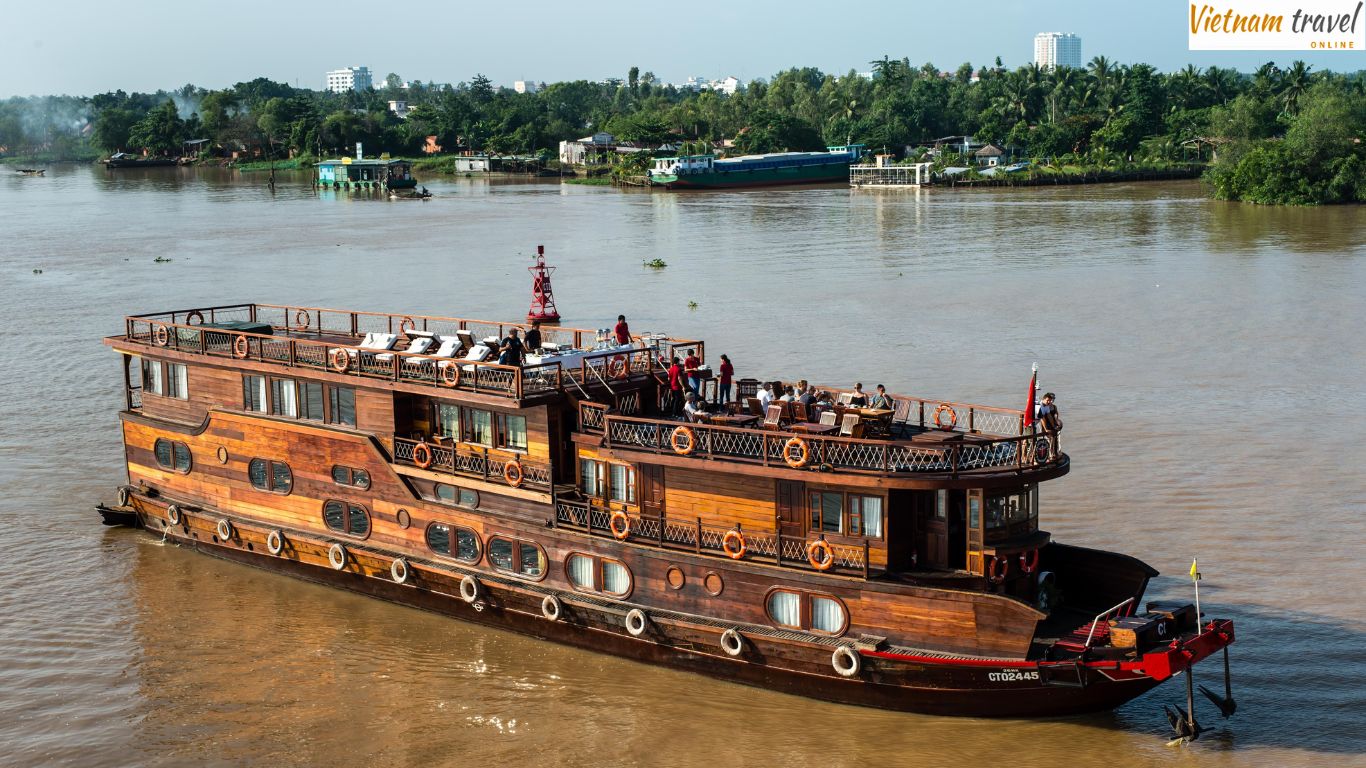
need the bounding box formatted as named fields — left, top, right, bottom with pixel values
left=0, top=166, right=1363, bottom=767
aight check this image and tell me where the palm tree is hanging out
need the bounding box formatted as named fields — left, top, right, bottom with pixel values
left=1049, top=67, right=1081, bottom=123
left=1087, top=56, right=1112, bottom=90
left=993, top=72, right=1034, bottom=124
left=1169, top=64, right=1203, bottom=111
left=1203, top=66, right=1239, bottom=104
left=1280, top=61, right=1312, bottom=115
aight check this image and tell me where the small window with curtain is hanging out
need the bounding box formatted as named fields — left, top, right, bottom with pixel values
left=765, top=589, right=848, bottom=635
left=766, top=590, right=802, bottom=629
left=270, top=378, right=298, bottom=418
left=609, top=464, right=636, bottom=503
left=424, top=522, right=481, bottom=563
left=848, top=495, right=883, bottom=538
left=143, top=359, right=164, bottom=396
left=435, top=403, right=461, bottom=438
left=495, top=413, right=527, bottom=451
left=565, top=553, right=632, bottom=596
left=579, top=458, right=603, bottom=498
left=243, top=375, right=267, bottom=413
left=322, top=500, right=369, bottom=537
left=167, top=363, right=188, bottom=399
left=462, top=408, right=492, bottom=446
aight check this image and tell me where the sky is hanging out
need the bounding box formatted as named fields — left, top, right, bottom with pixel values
left=4, top=0, right=1364, bottom=97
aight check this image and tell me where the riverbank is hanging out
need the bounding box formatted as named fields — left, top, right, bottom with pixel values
left=942, top=163, right=1205, bottom=188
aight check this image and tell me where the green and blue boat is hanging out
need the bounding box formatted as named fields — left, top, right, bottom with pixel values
left=647, top=145, right=863, bottom=190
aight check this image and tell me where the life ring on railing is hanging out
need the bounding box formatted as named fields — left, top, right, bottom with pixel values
left=294, top=310, right=311, bottom=330
left=806, top=538, right=835, bottom=571
left=503, top=461, right=524, bottom=488
left=1020, top=549, right=1040, bottom=574
left=988, top=555, right=1010, bottom=584
left=722, top=529, right=747, bottom=559
left=232, top=334, right=249, bottom=359
left=440, top=363, right=461, bottom=387
left=399, top=316, right=416, bottom=334
left=329, top=347, right=351, bottom=372
left=609, top=510, right=631, bottom=540
left=933, top=403, right=958, bottom=430
left=670, top=425, right=695, bottom=455
left=153, top=324, right=169, bottom=346
left=411, top=442, right=433, bottom=469
left=185, top=310, right=204, bottom=326
left=783, top=436, right=810, bottom=468
left=607, top=355, right=628, bottom=379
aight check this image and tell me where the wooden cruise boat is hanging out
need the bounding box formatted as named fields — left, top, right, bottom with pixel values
left=100, top=301, right=1237, bottom=725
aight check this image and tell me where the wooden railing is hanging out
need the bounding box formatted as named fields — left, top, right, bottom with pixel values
left=579, top=401, right=609, bottom=433
left=601, top=415, right=1059, bottom=476
left=392, top=436, right=552, bottom=490
left=554, top=499, right=870, bottom=578
left=125, top=317, right=530, bottom=398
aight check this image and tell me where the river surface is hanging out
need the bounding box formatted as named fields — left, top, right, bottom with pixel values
left=0, top=166, right=1363, bottom=767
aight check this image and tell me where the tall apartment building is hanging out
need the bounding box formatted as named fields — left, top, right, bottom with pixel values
left=1033, top=33, right=1081, bottom=70
left=326, top=66, right=373, bottom=93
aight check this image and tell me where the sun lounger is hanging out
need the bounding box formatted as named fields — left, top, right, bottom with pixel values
left=376, top=335, right=433, bottom=363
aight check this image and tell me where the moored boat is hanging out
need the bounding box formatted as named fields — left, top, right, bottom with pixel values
left=317, top=157, right=417, bottom=191
left=648, top=145, right=863, bottom=189
left=99, top=297, right=1236, bottom=728
left=104, top=153, right=179, bottom=168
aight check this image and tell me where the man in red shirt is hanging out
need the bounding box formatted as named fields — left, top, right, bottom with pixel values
left=666, top=356, right=684, bottom=416
left=683, top=349, right=701, bottom=396
left=718, top=354, right=734, bottom=405
left=614, top=315, right=631, bottom=346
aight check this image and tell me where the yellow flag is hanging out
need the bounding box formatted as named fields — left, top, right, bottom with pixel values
left=1189, top=558, right=1198, bottom=579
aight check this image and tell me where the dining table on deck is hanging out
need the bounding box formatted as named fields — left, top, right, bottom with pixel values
left=706, top=412, right=761, bottom=428
left=834, top=406, right=895, bottom=438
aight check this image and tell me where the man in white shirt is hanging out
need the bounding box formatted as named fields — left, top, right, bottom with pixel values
left=683, top=392, right=706, bottom=422
left=757, top=383, right=774, bottom=410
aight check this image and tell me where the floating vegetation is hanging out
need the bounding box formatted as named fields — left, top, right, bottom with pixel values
left=643, top=258, right=668, bottom=269
left=687, top=300, right=699, bottom=310
left=153, top=256, right=173, bottom=263
left=32, top=268, right=43, bottom=274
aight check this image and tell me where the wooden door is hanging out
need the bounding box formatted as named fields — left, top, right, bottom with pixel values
left=640, top=465, right=665, bottom=521
left=775, top=480, right=806, bottom=537
left=966, top=489, right=985, bottom=575
left=922, top=490, right=950, bottom=569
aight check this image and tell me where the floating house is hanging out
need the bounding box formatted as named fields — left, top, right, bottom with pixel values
left=317, top=157, right=417, bottom=190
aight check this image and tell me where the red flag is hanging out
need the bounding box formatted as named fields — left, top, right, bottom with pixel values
left=1023, top=366, right=1038, bottom=427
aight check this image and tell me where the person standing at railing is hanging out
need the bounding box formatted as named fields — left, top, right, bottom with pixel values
left=614, top=315, right=631, bottom=346
left=498, top=328, right=525, bottom=366
left=683, top=349, right=702, bottom=395
left=718, top=354, right=734, bottom=405
left=1038, top=392, right=1063, bottom=458
left=666, top=356, right=685, bottom=417
left=524, top=320, right=542, bottom=354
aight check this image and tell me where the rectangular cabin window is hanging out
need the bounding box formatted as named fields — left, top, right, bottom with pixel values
left=435, top=403, right=461, bottom=438
left=936, top=489, right=948, bottom=520
left=809, top=492, right=843, bottom=534
left=495, top=413, right=527, bottom=451
left=609, top=465, right=636, bottom=503
left=849, top=495, right=883, bottom=538
left=463, top=409, right=492, bottom=446
left=143, top=359, right=164, bottom=396
left=167, top=363, right=188, bottom=399
left=299, top=381, right=324, bottom=421
left=579, top=458, right=602, bottom=498
left=327, top=386, right=356, bottom=427
left=243, top=375, right=267, bottom=412
left=270, top=378, right=297, bottom=418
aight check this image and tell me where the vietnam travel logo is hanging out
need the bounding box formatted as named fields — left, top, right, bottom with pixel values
left=1189, top=0, right=1364, bottom=49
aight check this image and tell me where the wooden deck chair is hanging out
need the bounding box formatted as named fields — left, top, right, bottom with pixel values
left=819, top=410, right=838, bottom=426
left=747, top=397, right=764, bottom=417
left=891, top=398, right=914, bottom=436
left=790, top=401, right=809, bottom=423
left=839, top=413, right=860, bottom=437
left=763, top=405, right=784, bottom=431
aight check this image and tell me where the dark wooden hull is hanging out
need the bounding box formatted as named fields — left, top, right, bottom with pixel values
left=123, top=501, right=1168, bottom=718
left=105, top=158, right=179, bottom=168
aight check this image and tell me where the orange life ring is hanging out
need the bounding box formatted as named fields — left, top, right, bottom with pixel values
left=988, top=555, right=1010, bottom=584
left=670, top=425, right=695, bottom=455
left=609, top=510, right=631, bottom=540
left=722, top=529, right=747, bottom=559
left=411, top=442, right=433, bottom=469
left=933, top=403, right=958, bottom=430
left=185, top=310, right=204, bottom=325
left=1020, top=549, right=1040, bottom=574
left=806, top=538, right=835, bottom=571
left=440, top=363, right=461, bottom=387
left=294, top=310, right=311, bottom=330
left=399, top=316, right=416, bottom=334
left=503, top=461, right=524, bottom=488
left=607, top=355, right=628, bottom=379
left=329, top=348, right=351, bottom=372
left=783, top=436, right=810, bottom=468
left=232, top=334, right=249, bottom=359
left=153, top=324, right=169, bottom=346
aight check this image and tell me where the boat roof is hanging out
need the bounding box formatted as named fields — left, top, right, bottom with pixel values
left=316, top=158, right=410, bottom=167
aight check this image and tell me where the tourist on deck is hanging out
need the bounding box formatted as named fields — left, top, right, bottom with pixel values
left=798, top=385, right=816, bottom=407
left=614, top=315, right=631, bottom=346
left=666, top=357, right=685, bottom=416
left=779, top=386, right=796, bottom=403
left=757, top=382, right=774, bottom=411
left=683, top=392, right=706, bottom=422
left=1038, top=392, right=1063, bottom=458
left=718, top=354, right=734, bottom=405
left=869, top=384, right=894, bottom=410
left=849, top=383, right=868, bottom=407
left=524, top=320, right=542, bottom=354
left=498, top=328, right=525, bottom=366
left=684, top=349, right=702, bottom=395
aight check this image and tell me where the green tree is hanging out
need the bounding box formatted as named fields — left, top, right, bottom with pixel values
left=93, top=107, right=139, bottom=152
left=127, top=99, right=184, bottom=155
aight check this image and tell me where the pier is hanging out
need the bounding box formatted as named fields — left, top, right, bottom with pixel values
left=850, top=156, right=933, bottom=188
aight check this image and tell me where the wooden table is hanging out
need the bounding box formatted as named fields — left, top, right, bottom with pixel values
left=789, top=423, right=838, bottom=436
left=835, top=406, right=894, bottom=438
left=707, top=413, right=760, bottom=428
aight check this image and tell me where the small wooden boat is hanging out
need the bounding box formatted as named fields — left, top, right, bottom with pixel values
left=98, top=296, right=1237, bottom=735
left=16, top=168, right=45, bottom=176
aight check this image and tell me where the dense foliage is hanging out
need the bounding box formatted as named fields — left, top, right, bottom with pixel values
left=1, top=60, right=1363, bottom=203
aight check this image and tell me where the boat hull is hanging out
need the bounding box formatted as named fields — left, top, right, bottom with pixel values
left=123, top=499, right=1176, bottom=719
left=651, top=162, right=850, bottom=190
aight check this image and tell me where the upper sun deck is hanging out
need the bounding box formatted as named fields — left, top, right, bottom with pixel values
left=111, top=303, right=699, bottom=402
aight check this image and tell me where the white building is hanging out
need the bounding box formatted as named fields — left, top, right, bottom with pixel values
left=388, top=100, right=410, bottom=119
left=326, top=66, right=373, bottom=93
left=1033, top=32, right=1081, bottom=70
left=513, top=80, right=538, bottom=94
left=712, top=76, right=741, bottom=95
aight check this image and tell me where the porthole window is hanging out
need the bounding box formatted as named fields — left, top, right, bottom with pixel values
left=322, top=500, right=370, bottom=538
left=249, top=458, right=293, bottom=494
left=566, top=553, right=633, bottom=597
left=765, top=588, right=848, bottom=636
left=154, top=438, right=192, bottom=473
left=665, top=566, right=686, bottom=590
left=331, top=465, right=371, bottom=489
left=434, top=483, right=479, bottom=508
left=425, top=522, right=481, bottom=563
left=487, top=536, right=546, bottom=580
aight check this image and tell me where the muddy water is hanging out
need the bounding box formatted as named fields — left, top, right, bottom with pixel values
left=0, top=166, right=1363, bottom=767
